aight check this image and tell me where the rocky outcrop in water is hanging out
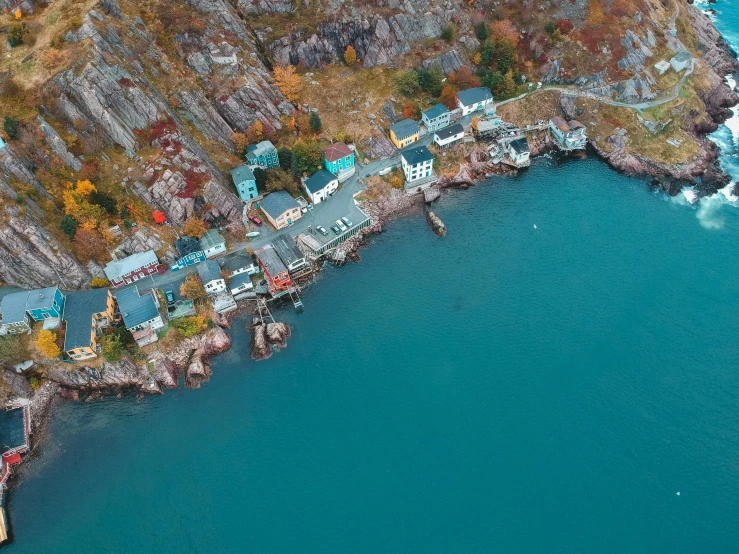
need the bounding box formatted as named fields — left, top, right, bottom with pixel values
left=424, top=207, right=446, bottom=237
left=249, top=321, right=291, bottom=360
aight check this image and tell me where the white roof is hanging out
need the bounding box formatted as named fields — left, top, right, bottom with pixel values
left=104, top=250, right=158, bottom=281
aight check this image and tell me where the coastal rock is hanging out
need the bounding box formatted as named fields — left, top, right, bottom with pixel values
left=1, top=369, right=33, bottom=398
left=424, top=207, right=447, bottom=237
left=249, top=322, right=291, bottom=360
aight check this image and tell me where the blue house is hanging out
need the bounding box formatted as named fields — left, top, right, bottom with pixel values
left=246, top=140, right=279, bottom=169
left=421, top=104, right=451, bottom=132
left=231, top=165, right=259, bottom=201
left=0, top=291, right=31, bottom=334
left=170, top=236, right=206, bottom=271
left=25, top=287, right=65, bottom=321
left=323, top=142, right=355, bottom=181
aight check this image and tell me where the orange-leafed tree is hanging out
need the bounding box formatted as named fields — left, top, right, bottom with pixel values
left=273, top=65, right=302, bottom=103
left=439, top=85, right=457, bottom=109
left=36, top=330, right=61, bottom=359
left=180, top=274, right=207, bottom=301
left=152, top=210, right=167, bottom=224
left=448, top=67, right=479, bottom=90
left=73, top=228, right=107, bottom=262
left=183, top=217, right=208, bottom=238
left=403, top=103, right=415, bottom=119
left=344, top=45, right=357, bottom=65
left=246, top=120, right=264, bottom=144
left=231, top=132, right=247, bottom=154
left=491, top=19, right=519, bottom=46
left=75, top=179, right=96, bottom=197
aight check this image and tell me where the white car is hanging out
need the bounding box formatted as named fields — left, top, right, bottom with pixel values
left=336, top=219, right=347, bottom=232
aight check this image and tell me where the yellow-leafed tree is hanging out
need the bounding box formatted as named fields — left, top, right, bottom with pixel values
left=183, top=217, right=208, bottom=238
left=273, top=65, right=302, bottom=103
left=36, top=330, right=61, bottom=359
left=75, top=179, right=96, bottom=197
left=344, top=45, right=357, bottom=65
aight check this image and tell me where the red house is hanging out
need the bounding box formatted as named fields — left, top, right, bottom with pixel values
left=257, top=245, right=292, bottom=294
left=103, top=250, right=165, bottom=287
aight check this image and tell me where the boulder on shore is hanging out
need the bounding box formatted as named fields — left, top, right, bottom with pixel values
left=249, top=322, right=291, bottom=360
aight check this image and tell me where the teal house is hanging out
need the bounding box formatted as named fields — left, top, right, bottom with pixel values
left=231, top=165, right=259, bottom=201
left=323, top=142, right=355, bottom=182
left=246, top=140, right=279, bottom=169
left=25, top=287, right=65, bottom=321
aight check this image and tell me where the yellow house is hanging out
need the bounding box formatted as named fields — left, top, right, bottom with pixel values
left=388, top=119, right=421, bottom=149
left=62, top=288, right=118, bottom=361
left=259, top=190, right=302, bottom=230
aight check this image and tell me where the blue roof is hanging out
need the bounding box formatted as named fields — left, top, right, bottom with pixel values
left=25, top=287, right=61, bottom=312
left=62, top=288, right=111, bottom=351
left=115, top=286, right=159, bottom=329
left=231, top=165, right=255, bottom=184
left=457, top=87, right=493, bottom=107
left=304, top=169, right=337, bottom=194
left=423, top=103, right=449, bottom=120
left=401, top=144, right=434, bottom=166
left=0, top=291, right=29, bottom=325
left=246, top=140, right=277, bottom=157
left=0, top=407, right=27, bottom=453
left=260, top=190, right=299, bottom=219
left=229, top=272, right=253, bottom=289
left=388, top=118, right=420, bottom=139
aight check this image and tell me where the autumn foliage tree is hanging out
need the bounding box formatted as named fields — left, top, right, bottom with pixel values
left=75, top=179, right=96, bottom=197
left=183, top=217, right=208, bottom=238
left=245, top=120, right=264, bottom=144
left=344, top=45, right=357, bottom=65
left=73, top=228, right=107, bottom=262
left=439, top=85, right=457, bottom=109
left=448, top=67, right=479, bottom=90
left=231, top=132, right=247, bottom=154
left=152, top=211, right=167, bottom=224
left=180, top=274, right=207, bottom=302
left=36, top=330, right=61, bottom=359
left=273, top=65, right=302, bottom=103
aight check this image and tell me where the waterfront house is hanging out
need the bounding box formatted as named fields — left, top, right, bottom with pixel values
left=422, top=104, right=451, bottom=132
left=62, top=288, right=117, bottom=361
left=0, top=292, right=31, bottom=334
left=507, top=137, right=531, bottom=167
left=199, top=229, right=227, bottom=259
left=260, top=190, right=302, bottom=230
left=670, top=52, right=691, bottom=72
left=323, top=142, right=355, bottom=182
left=220, top=253, right=257, bottom=277
left=229, top=272, right=254, bottom=296
left=165, top=278, right=196, bottom=321
left=171, top=236, right=206, bottom=271
left=246, top=140, right=279, bottom=169
left=257, top=245, right=292, bottom=294
left=115, top=286, right=165, bottom=347
left=231, top=165, right=259, bottom=201
left=25, top=287, right=65, bottom=322
left=104, top=250, right=164, bottom=288
left=303, top=169, right=339, bottom=205
left=388, top=119, right=421, bottom=149
left=549, top=117, right=588, bottom=151
left=456, top=87, right=494, bottom=116
left=401, top=144, right=435, bottom=184
left=273, top=234, right=308, bottom=275
left=654, top=60, right=671, bottom=75
left=433, top=122, right=465, bottom=149
left=197, top=259, right=227, bottom=295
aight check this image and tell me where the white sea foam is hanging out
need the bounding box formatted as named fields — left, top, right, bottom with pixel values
left=682, top=189, right=698, bottom=204
left=696, top=198, right=726, bottom=229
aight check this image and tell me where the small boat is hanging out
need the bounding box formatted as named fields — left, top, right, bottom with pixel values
left=246, top=231, right=260, bottom=238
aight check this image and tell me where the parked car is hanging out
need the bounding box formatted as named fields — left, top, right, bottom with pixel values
left=249, top=215, right=263, bottom=226
left=336, top=219, right=347, bottom=232
left=317, top=225, right=328, bottom=236
left=341, top=216, right=352, bottom=227
left=331, top=225, right=341, bottom=235
left=301, top=207, right=308, bottom=214
left=165, top=290, right=174, bottom=304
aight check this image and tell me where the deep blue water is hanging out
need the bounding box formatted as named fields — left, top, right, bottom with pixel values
left=5, top=156, right=739, bottom=553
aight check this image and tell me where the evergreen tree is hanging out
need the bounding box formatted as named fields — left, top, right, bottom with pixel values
left=3, top=116, right=19, bottom=140
left=253, top=168, right=268, bottom=192
left=494, top=39, right=516, bottom=74
left=89, top=190, right=117, bottom=214
left=309, top=111, right=322, bottom=132
left=417, top=66, right=443, bottom=97
left=61, top=214, right=78, bottom=239
left=395, top=70, right=421, bottom=97
left=475, top=22, right=488, bottom=42
left=278, top=147, right=293, bottom=169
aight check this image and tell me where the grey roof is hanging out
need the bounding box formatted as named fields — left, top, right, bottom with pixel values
left=258, top=245, right=288, bottom=277
left=220, top=253, right=253, bottom=273
left=199, top=229, right=225, bottom=250
left=423, top=103, right=449, bottom=120
left=388, top=118, right=420, bottom=139
left=175, top=236, right=203, bottom=257
left=115, top=286, right=159, bottom=329
left=672, top=51, right=691, bottom=62
left=62, top=288, right=111, bottom=351
left=568, top=120, right=586, bottom=130
left=230, top=165, right=255, bottom=184
left=260, top=190, right=299, bottom=219
left=229, top=272, right=253, bottom=289
left=510, top=137, right=529, bottom=154
left=197, top=259, right=223, bottom=284
left=456, top=87, right=493, bottom=107
left=0, top=407, right=27, bottom=453
left=273, top=234, right=305, bottom=266
left=25, top=287, right=61, bottom=312
left=246, top=140, right=277, bottom=157
left=304, top=169, right=337, bottom=194
left=166, top=277, right=188, bottom=302
left=401, top=144, right=434, bottom=166
left=434, top=122, right=464, bottom=141
left=104, top=250, right=158, bottom=281
left=0, top=291, right=29, bottom=325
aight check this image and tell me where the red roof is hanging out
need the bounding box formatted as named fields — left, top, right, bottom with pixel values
left=2, top=453, right=21, bottom=465
left=323, top=142, right=352, bottom=162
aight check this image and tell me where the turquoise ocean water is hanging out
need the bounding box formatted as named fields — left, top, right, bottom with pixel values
left=5, top=5, right=739, bottom=551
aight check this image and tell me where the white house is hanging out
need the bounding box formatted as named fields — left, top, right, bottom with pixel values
left=670, top=52, right=691, bottom=72
left=401, top=144, right=435, bottom=184
left=199, top=229, right=226, bottom=259
left=507, top=137, right=530, bottom=167
left=433, top=122, right=465, bottom=149
left=422, top=103, right=451, bottom=132
left=229, top=272, right=254, bottom=295
left=197, top=260, right=227, bottom=295
left=302, top=169, right=339, bottom=205
left=456, top=87, right=494, bottom=116
left=654, top=60, right=671, bottom=75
